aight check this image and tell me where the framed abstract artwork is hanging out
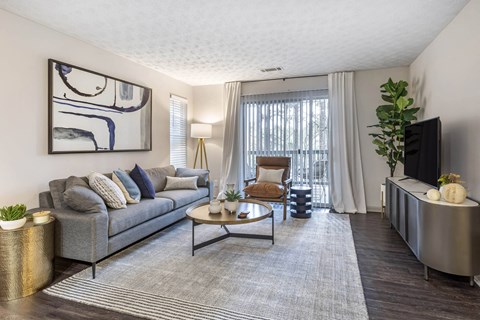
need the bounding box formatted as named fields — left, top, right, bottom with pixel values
left=48, top=59, right=152, bottom=154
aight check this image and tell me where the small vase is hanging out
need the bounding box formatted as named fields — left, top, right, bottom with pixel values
left=224, top=200, right=239, bottom=213
left=0, top=217, right=27, bottom=230
left=209, top=200, right=222, bottom=214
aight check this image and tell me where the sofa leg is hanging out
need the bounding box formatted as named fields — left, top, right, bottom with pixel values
left=283, top=201, right=287, bottom=221
left=92, top=262, right=96, bottom=279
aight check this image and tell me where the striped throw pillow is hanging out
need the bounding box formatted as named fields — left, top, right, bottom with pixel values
left=88, top=172, right=127, bottom=209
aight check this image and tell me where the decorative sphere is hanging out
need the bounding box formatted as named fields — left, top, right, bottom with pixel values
left=427, top=189, right=441, bottom=201
left=441, top=183, right=467, bottom=204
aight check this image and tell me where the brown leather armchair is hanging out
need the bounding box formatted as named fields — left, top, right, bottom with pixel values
left=243, top=156, right=292, bottom=220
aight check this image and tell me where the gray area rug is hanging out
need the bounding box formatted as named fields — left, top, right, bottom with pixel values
left=45, top=211, right=368, bottom=320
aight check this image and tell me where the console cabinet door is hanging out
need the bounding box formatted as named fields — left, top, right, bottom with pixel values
left=406, top=196, right=419, bottom=255
left=397, top=189, right=407, bottom=239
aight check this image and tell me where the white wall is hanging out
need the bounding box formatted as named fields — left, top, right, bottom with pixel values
left=191, top=85, right=224, bottom=192
left=0, top=9, right=193, bottom=208
left=355, top=67, right=410, bottom=212
left=410, top=0, right=480, bottom=201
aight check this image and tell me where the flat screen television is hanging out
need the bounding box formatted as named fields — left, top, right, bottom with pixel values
left=403, top=117, right=441, bottom=187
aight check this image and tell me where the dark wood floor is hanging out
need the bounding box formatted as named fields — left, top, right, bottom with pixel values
left=1, top=213, right=480, bottom=319
left=350, top=213, right=480, bottom=320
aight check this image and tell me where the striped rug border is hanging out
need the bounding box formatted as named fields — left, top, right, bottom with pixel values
left=44, top=277, right=271, bottom=320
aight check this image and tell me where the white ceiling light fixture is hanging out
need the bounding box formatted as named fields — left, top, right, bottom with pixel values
left=0, top=0, right=469, bottom=85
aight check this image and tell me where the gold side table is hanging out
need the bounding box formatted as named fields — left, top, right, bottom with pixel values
left=0, top=216, right=55, bottom=301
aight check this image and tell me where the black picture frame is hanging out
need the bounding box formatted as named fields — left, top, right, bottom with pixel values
left=48, top=59, right=152, bottom=154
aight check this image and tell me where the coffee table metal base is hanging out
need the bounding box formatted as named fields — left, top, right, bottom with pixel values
left=191, top=214, right=274, bottom=256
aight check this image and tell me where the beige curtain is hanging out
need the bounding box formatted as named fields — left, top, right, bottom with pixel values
left=218, top=82, right=242, bottom=197
left=328, top=72, right=367, bottom=213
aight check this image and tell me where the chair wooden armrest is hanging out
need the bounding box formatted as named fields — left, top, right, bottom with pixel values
left=244, top=177, right=257, bottom=186
left=283, top=178, right=293, bottom=189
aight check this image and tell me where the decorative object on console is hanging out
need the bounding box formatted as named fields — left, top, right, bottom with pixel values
left=441, top=183, right=467, bottom=204
left=438, top=173, right=466, bottom=204
left=368, top=78, right=419, bottom=177
left=0, top=204, right=27, bottom=230
left=426, top=189, right=441, bottom=201
left=438, top=173, right=463, bottom=186
left=191, top=123, right=212, bottom=170
left=48, top=59, right=152, bottom=154
left=224, top=190, right=242, bottom=212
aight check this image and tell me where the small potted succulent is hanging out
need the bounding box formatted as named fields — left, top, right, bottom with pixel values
left=224, top=190, right=242, bottom=213
left=0, top=204, right=28, bottom=230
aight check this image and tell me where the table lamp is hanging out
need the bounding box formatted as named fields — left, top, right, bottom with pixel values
left=191, top=123, right=212, bottom=169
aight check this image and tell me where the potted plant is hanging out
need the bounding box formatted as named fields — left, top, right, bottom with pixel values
left=224, top=190, right=242, bottom=213
left=0, top=204, right=27, bottom=230
left=368, top=78, right=420, bottom=177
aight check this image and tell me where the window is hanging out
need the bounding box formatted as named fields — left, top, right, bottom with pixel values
left=242, top=90, right=329, bottom=208
left=169, top=95, right=187, bottom=168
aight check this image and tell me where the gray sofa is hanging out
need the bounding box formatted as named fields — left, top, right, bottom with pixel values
left=39, top=165, right=212, bottom=278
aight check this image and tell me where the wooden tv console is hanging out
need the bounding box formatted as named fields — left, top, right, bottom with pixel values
left=386, top=177, right=480, bottom=286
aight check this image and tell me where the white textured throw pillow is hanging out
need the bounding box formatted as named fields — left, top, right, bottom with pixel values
left=164, top=176, right=198, bottom=191
left=88, top=172, right=127, bottom=209
left=257, top=167, right=284, bottom=184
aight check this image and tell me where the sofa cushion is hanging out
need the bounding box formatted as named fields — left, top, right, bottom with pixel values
left=88, top=172, right=127, bottom=209
left=164, top=176, right=198, bottom=191
left=176, top=168, right=209, bottom=186
left=112, top=169, right=141, bottom=204
left=130, top=164, right=156, bottom=199
left=108, top=198, right=174, bottom=236
left=49, top=178, right=68, bottom=209
left=145, top=165, right=176, bottom=192
left=244, top=182, right=284, bottom=198
left=64, top=176, right=107, bottom=213
left=258, top=167, right=284, bottom=184
left=156, top=187, right=209, bottom=209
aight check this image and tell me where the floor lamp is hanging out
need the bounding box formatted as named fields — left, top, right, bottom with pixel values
left=191, top=123, right=212, bottom=170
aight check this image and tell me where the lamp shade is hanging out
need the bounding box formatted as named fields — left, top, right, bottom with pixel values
left=191, top=123, right=212, bottom=138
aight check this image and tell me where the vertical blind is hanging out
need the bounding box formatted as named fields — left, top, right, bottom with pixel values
left=169, top=95, right=187, bottom=168
left=242, top=90, right=330, bottom=208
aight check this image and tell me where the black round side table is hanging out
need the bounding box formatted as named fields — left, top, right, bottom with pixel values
left=290, top=185, right=312, bottom=218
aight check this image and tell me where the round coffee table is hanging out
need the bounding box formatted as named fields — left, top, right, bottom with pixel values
left=186, top=199, right=274, bottom=255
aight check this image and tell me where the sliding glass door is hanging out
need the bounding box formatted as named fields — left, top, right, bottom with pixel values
left=242, top=90, right=330, bottom=208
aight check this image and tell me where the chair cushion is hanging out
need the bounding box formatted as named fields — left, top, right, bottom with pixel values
left=164, top=176, right=198, bottom=191
left=244, top=182, right=284, bottom=198
left=145, top=165, right=176, bottom=192
left=112, top=169, right=141, bottom=204
left=156, top=187, right=209, bottom=209
left=108, top=198, right=174, bottom=236
left=257, top=168, right=284, bottom=184
left=64, top=176, right=107, bottom=213
left=130, top=164, right=156, bottom=199
left=88, top=172, right=127, bottom=209
left=176, top=168, right=209, bottom=186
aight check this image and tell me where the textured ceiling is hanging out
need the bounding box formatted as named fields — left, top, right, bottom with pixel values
left=0, top=0, right=469, bottom=85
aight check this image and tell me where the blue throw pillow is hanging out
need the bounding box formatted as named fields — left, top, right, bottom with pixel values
left=130, top=164, right=156, bottom=199
left=113, top=169, right=141, bottom=203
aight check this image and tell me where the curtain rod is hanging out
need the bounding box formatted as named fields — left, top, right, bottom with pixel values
left=240, top=73, right=328, bottom=84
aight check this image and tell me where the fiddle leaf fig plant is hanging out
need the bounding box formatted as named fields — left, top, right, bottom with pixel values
left=368, top=78, right=420, bottom=177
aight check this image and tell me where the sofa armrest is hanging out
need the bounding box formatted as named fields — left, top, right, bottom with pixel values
left=50, top=208, right=109, bottom=263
